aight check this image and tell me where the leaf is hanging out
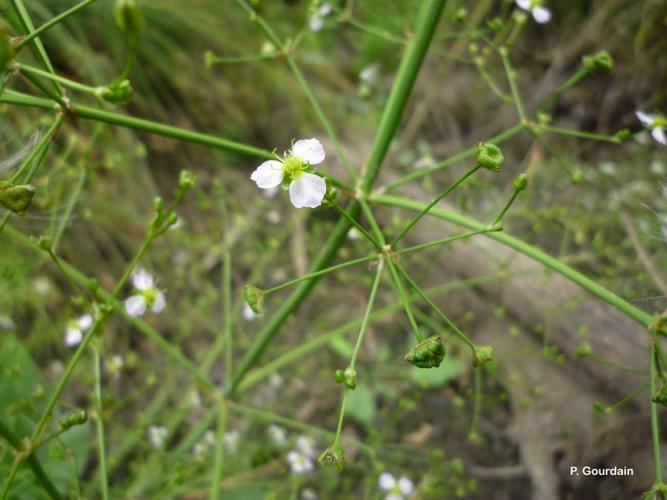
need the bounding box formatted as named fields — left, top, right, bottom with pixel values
left=0, top=332, right=90, bottom=498
left=409, top=357, right=464, bottom=388
left=344, top=383, right=376, bottom=428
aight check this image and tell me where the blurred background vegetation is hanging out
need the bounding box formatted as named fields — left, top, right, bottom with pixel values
left=1, top=0, right=667, bottom=498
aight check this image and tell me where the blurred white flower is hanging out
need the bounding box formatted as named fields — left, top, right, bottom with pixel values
left=515, top=0, right=551, bottom=24
left=250, top=138, right=327, bottom=208
left=309, top=3, right=332, bottom=32
left=599, top=161, right=618, bottom=176
left=650, top=159, right=666, bottom=176
left=33, top=277, right=52, bottom=296
left=269, top=373, right=284, bottom=388
left=413, top=153, right=436, bottom=170
left=188, top=390, right=202, bottom=408
left=242, top=301, right=257, bottom=322
left=148, top=425, right=168, bottom=449
left=287, top=450, right=314, bottom=475
left=268, top=424, right=288, bottom=446
left=378, top=472, right=414, bottom=500
left=347, top=227, right=361, bottom=241
left=295, top=435, right=315, bottom=457
left=267, top=210, right=281, bottom=224
left=636, top=111, right=667, bottom=145
left=359, top=63, right=380, bottom=84
left=124, top=268, right=166, bottom=317
left=262, top=186, right=280, bottom=199
left=223, top=430, right=240, bottom=453
left=64, top=314, right=93, bottom=347
left=301, top=488, right=318, bottom=500
left=108, top=354, right=124, bottom=374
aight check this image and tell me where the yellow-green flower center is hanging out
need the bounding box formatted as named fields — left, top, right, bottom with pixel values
left=282, top=155, right=306, bottom=182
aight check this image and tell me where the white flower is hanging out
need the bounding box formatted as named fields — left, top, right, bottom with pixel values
left=378, top=472, right=414, bottom=500
left=287, top=450, right=314, bottom=475
left=301, top=488, right=318, bottom=500
left=267, top=424, right=287, bottom=446
left=309, top=3, right=332, bottom=32
left=295, top=436, right=315, bottom=457
left=108, top=354, right=124, bottom=373
left=250, top=138, right=327, bottom=208
left=188, top=390, right=202, bottom=408
left=124, top=268, right=166, bottom=317
left=515, top=0, right=551, bottom=23
left=224, top=430, right=240, bottom=454
left=242, top=301, right=257, bottom=322
left=64, top=314, right=93, bottom=347
left=636, top=111, right=667, bottom=145
left=148, top=425, right=168, bottom=449
left=359, top=63, right=380, bottom=84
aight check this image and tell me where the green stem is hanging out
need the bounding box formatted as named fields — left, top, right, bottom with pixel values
left=650, top=348, right=664, bottom=486
left=500, top=47, right=525, bottom=122
left=265, top=254, right=379, bottom=294
left=17, top=63, right=97, bottom=95
left=16, top=0, right=99, bottom=50
left=0, top=420, right=62, bottom=500
left=544, top=125, right=621, bottom=144
left=383, top=123, right=524, bottom=191
left=538, top=66, right=590, bottom=112
left=491, top=189, right=521, bottom=226
left=349, top=260, right=385, bottom=368
left=395, top=264, right=475, bottom=349
left=16, top=66, right=67, bottom=108
left=208, top=402, right=228, bottom=500
left=396, top=226, right=501, bottom=255
left=375, top=195, right=657, bottom=329
left=10, top=0, right=62, bottom=95
left=1, top=91, right=274, bottom=160
left=386, top=260, right=423, bottom=341
left=332, top=202, right=381, bottom=249
left=333, top=390, right=349, bottom=447
left=92, top=347, right=109, bottom=500
left=390, top=165, right=481, bottom=246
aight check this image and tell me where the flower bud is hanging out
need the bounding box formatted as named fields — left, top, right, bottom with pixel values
left=244, top=284, right=265, bottom=314
left=94, top=79, right=133, bottom=105
left=178, top=170, right=196, bottom=190
left=454, top=8, right=467, bottom=23
left=487, top=17, right=504, bottom=33
left=318, top=443, right=345, bottom=471
left=343, top=367, right=356, bottom=390
left=115, top=0, right=145, bottom=35
left=472, top=345, right=493, bottom=367
left=322, top=186, right=337, bottom=207
left=613, top=129, right=631, bottom=142
left=59, top=409, right=88, bottom=430
left=571, top=169, right=585, bottom=185
left=0, top=181, right=35, bottom=215
left=153, top=196, right=164, bottom=213
left=582, top=50, right=613, bottom=73
left=405, top=335, right=445, bottom=369
left=476, top=143, right=504, bottom=172
left=512, top=173, right=528, bottom=192
left=334, top=369, right=345, bottom=384
left=37, top=236, right=52, bottom=251
left=0, top=19, right=14, bottom=74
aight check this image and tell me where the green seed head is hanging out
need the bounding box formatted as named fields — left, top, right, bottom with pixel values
left=476, top=143, right=504, bottom=172
left=244, top=284, right=265, bottom=315
left=405, top=335, right=445, bottom=369
left=582, top=50, right=613, bottom=72
left=472, top=345, right=494, bottom=367
left=115, top=0, right=145, bottom=35
left=94, top=79, right=133, bottom=105
left=0, top=181, right=36, bottom=215
left=318, top=443, right=345, bottom=471
left=60, top=410, right=88, bottom=430
left=512, top=173, right=529, bottom=192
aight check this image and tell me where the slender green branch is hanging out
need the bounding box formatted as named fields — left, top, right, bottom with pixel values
left=15, top=0, right=99, bottom=50
left=383, top=123, right=524, bottom=191
left=386, top=260, right=423, bottom=341
left=331, top=202, right=381, bottom=249
left=16, top=63, right=97, bottom=95
left=0, top=420, right=63, bottom=500
left=375, top=195, right=658, bottom=330
left=543, top=125, right=621, bottom=144
left=92, top=347, right=109, bottom=500
left=396, top=226, right=501, bottom=255
left=650, top=348, right=664, bottom=492
left=390, top=165, right=481, bottom=246
left=349, top=260, right=385, bottom=368
left=499, top=47, right=525, bottom=122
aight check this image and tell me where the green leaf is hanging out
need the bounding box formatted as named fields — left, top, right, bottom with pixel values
left=409, top=357, right=464, bottom=388
left=0, top=332, right=90, bottom=498
left=344, top=383, right=376, bottom=428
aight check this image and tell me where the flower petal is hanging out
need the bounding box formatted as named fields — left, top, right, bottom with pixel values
left=288, top=173, right=326, bottom=208
left=636, top=110, right=655, bottom=127
left=378, top=472, right=396, bottom=490
left=516, top=0, right=532, bottom=10
left=132, top=269, right=154, bottom=291
left=152, top=291, right=166, bottom=313
left=652, top=127, right=667, bottom=145
left=65, top=327, right=83, bottom=347
left=291, top=138, right=326, bottom=165
left=78, top=314, right=93, bottom=330
left=532, top=6, right=551, bottom=23
left=125, top=295, right=147, bottom=317
left=251, top=160, right=284, bottom=189
left=309, top=15, right=324, bottom=32
left=398, top=477, right=414, bottom=495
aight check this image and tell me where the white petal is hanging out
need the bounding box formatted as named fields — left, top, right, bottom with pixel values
left=652, top=127, right=667, bottom=145
left=242, top=302, right=257, bottom=321
left=288, top=173, right=326, bottom=208
left=319, top=3, right=332, bottom=16
left=65, top=327, right=83, bottom=347
left=516, top=0, right=531, bottom=10
left=78, top=314, right=93, bottom=330
left=152, top=291, right=166, bottom=313
left=251, top=160, right=284, bottom=189
left=636, top=110, right=655, bottom=127
left=532, top=6, right=551, bottom=23
left=125, top=295, right=147, bottom=317
left=291, top=138, right=326, bottom=165
left=378, top=472, right=396, bottom=490
left=309, top=15, right=323, bottom=32
left=132, top=269, right=154, bottom=291
left=296, top=436, right=314, bottom=456
left=386, top=495, right=402, bottom=500
left=398, top=477, right=414, bottom=495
